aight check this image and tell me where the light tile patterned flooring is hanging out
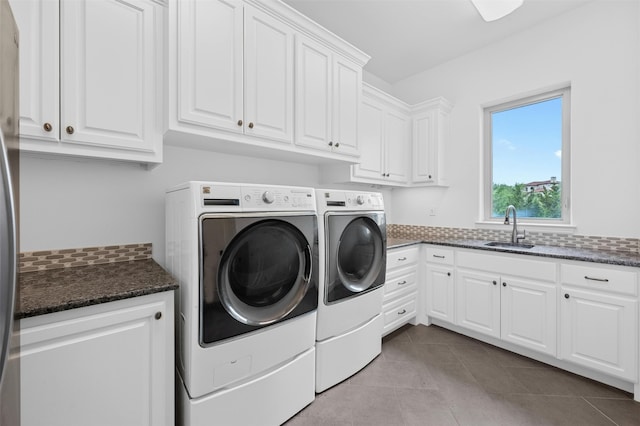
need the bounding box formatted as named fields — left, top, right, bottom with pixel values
left=285, top=324, right=640, bottom=426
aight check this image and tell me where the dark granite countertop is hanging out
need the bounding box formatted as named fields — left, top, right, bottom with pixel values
left=17, top=259, right=178, bottom=319
left=387, top=238, right=640, bottom=268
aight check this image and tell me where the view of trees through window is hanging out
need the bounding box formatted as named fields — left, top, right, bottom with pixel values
left=490, top=95, right=564, bottom=220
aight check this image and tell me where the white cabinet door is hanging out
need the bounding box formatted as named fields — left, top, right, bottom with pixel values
left=177, top=0, right=243, bottom=133
left=385, top=110, right=409, bottom=183
left=331, top=56, right=361, bottom=156
left=456, top=269, right=500, bottom=338
left=411, top=98, right=452, bottom=185
left=19, top=292, right=174, bottom=426
left=412, top=110, right=435, bottom=183
left=560, top=287, right=637, bottom=381
left=501, top=276, right=557, bottom=356
left=425, top=264, right=455, bottom=323
left=9, top=0, right=59, bottom=142
left=60, top=0, right=161, bottom=155
left=243, top=5, right=293, bottom=143
left=295, top=36, right=332, bottom=151
left=353, top=98, right=384, bottom=179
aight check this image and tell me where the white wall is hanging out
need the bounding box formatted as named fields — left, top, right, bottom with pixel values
left=387, top=0, right=640, bottom=238
left=19, top=145, right=392, bottom=265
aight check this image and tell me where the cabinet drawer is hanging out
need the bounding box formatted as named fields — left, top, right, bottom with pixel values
left=383, top=293, right=417, bottom=327
left=457, top=250, right=556, bottom=282
left=383, top=269, right=417, bottom=301
left=387, top=246, right=419, bottom=270
left=561, top=263, right=637, bottom=296
left=425, top=246, right=454, bottom=265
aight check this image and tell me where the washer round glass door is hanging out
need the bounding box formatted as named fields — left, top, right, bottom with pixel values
left=218, top=219, right=312, bottom=326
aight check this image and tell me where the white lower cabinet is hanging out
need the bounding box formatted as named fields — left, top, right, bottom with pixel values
left=424, top=246, right=455, bottom=323
left=453, top=249, right=558, bottom=356
left=559, top=263, right=638, bottom=382
left=382, top=246, right=419, bottom=336
left=18, top=292, right=174, bottom=426
left=422, top=245, right=640, bottom=396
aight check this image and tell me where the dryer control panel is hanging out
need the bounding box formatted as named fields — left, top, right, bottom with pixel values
left=317, top=190, right=384, bottom=212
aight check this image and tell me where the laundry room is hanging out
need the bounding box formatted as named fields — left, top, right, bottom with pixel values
left=2, top=0, right=640, bottom=425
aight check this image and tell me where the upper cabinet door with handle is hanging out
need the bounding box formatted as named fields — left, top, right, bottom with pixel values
left=9, top=0, right=59, bottom=142
left=243, top=5, right=294, bottom=143
left=177, top=0, right=243, bottom=133
left=61, top=0, right=160, bottom=153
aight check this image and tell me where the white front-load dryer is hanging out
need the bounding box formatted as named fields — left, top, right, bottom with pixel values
left=314, top=189, right=386, bottom=392
left=166, top=182, right=318, bottom=426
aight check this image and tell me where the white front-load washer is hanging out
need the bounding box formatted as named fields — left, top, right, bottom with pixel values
left=166, top=182, right=318, bottom=426
left=314, top=189, right=386, bottom=392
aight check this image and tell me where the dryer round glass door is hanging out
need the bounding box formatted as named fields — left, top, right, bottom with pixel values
left=337, top=217, right=384, bottom=292
left=325, top=212, right=386, bottom=304
left=217, top=219, right=313, bottom=326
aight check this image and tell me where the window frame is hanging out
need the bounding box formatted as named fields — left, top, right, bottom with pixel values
left=482, top=86, right=571, bottom=225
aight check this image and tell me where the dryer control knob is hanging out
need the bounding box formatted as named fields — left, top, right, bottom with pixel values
left=262, top=191, right=275, bottom=204
left=356, top=195, right=365, bottom=205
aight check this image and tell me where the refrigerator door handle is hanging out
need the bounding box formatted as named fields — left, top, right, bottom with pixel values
left=0, top=129, right=16, bottom=387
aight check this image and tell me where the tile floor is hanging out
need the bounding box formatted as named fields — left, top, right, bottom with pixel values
left=285, top=324, right=640, bottom=426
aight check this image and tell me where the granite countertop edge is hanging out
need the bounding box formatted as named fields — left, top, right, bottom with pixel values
left=387, top=238, right=640, bottom=268
left=17, top=258, right=178, bottom=320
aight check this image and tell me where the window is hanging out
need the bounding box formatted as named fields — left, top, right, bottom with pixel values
left=483, top=87, right=571, bottom=224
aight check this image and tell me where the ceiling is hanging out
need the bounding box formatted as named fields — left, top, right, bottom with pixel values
left=282, top=0, right=593, bottom=84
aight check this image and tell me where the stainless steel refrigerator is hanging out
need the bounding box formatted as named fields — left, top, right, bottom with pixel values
left=0, top=0, right=19, bottom=423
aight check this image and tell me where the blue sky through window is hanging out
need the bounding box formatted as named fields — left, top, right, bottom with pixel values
left=492, top=97, right=562, bottom=185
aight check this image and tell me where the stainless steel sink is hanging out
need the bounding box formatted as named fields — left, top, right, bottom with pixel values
left=485, top=241, right=535, bottom=249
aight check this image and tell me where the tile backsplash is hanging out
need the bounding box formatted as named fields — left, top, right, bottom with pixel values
left=388, top=224, right=640, bottom=253
left=20, top=243, right=152, bottom=273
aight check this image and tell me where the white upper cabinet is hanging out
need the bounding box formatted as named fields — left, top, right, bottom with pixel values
left=320, top=83, right=452, bottom=187
left=350, top=84, right=410, bottom=184
left=167, top=0, right=369, bottom=162
left=294, top=35, right=361, bottom=157
left=412, top=98, right=452, bottom=186
left=176, top=0, right=243, bottom=133
left=175, top=0, right=293, bottom=143
left=11, top=0, right=164, bottom=164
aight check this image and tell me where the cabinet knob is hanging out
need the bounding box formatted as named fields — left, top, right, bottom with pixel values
left=492, top=280, right=497, bottom=285
left=428, top=174, right=432, bottom=179
left=65, top=125, right=74, bottom=135
left=447, top=272, right=451, bottom=277
left=43, top=122, right=53, bottom=132
left=564, top=293, right=570, bottom=299
left=328, top=141, right=333, bottom=146
left=155, top=311, right=162, bottom=320
left=381, top=172, right=385, bottom=177
left=335, top=142, right=340, bottom=148
left=237, top=120, right=243, bottom=126
left=385, top=173, right=390, bottom=177
left=502, top=282, right=507, bottom=287
left=248, top=122, right=254, bottom=129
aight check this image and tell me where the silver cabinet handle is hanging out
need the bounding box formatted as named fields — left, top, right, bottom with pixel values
left=398, top=280, right=407, bottom=285
left=433, top=254, right=445, bottom=259
left=398, top=257, right=407, bottom=261
left=397, top=309, right=406, bottom=315
left=584, top=276, right=609, bottom=282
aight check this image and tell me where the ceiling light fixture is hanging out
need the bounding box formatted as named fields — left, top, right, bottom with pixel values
left=470, top=0, right=524, bottom=22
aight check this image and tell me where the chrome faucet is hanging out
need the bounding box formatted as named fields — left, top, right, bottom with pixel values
left=504, top=205, right=526, bottom=244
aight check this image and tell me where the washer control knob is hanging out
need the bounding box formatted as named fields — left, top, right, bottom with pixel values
left=262, top=191, right=275, bottom=204
left=356, top=195, right=365, bottom=205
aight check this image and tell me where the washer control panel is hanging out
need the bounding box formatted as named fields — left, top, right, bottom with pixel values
left=198, top=182, right=315, bottom=211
